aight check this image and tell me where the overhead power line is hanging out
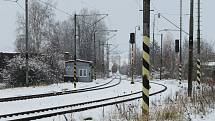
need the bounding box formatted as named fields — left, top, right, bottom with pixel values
left=37, top=0, right=73, bottom=16
left=4, top=0, right=24, bottom=10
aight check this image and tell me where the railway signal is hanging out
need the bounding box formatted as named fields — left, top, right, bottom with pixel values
left=175, top=39, right=181, bottom=84
left=130, top=33, right=135, bottom=84
left=175, top=39, right=179, bottom=53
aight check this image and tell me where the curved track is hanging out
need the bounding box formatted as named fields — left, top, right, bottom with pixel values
left=0, top=77, right=120, bottom=103
left=0, top=80, right=167, bottom=121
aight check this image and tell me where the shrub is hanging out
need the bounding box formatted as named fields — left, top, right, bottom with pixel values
left=5, top=56, right=57, bottom=87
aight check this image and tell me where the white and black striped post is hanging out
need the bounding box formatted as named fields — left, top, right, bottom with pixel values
left=196, top=0, right=201, bottom=86
left=179, top=65, right=182, bottom=84
left=73, top=14, right=77, bottom=88
left=179, top=0, right=183, bottom=84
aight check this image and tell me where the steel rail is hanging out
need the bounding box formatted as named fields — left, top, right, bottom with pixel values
left=2, top=81, right=167, bottom=121
left=0, top=77, right=119, bottom=102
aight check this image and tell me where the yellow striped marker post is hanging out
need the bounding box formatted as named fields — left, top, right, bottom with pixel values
left=142, top=0, right=150, bottom=118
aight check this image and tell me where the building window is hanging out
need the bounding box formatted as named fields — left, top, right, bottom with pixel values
left=79, top=69, right=87, bottom=77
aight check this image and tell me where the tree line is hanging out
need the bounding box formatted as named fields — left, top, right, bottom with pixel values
left=1, top=1, right=108, bottom=87
left=124, top=33, right=215, bottom=80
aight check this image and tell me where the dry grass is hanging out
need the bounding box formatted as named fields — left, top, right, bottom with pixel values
left=68, top=80, right=215, bottom=121
left=105, top=81, right=215, bottom=121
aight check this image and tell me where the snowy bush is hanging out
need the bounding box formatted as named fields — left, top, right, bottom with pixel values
left=0, top=71, right=2, bottom=82
left=6, top=56, right=59, bottom=87
left=41, top=52, right=64, bottom=83
left=0, top=69, right=10, bottom=83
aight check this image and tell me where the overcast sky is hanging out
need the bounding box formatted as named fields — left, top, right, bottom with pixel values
left=0, top=0, right=214, bottom=61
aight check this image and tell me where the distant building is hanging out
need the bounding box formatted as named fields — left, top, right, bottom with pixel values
left=64, top=59, right=93, bottom=82
left=202, top=62, right=215, bottom=80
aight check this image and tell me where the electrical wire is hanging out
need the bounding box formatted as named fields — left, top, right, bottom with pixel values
left=37, top=0, right=73, bottom=16
left=4, top=0, right=24, bottom=10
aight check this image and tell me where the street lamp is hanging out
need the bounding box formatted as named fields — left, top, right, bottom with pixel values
left=152, top=13, right=161, bottom=69
left=134, top=26, right=140, bottom=76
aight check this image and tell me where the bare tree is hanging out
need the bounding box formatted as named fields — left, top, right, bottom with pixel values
left=15, top=0, right=55, bottom=53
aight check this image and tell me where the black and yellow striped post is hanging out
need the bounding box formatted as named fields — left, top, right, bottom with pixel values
left=142, top=0, right=150, bottom=118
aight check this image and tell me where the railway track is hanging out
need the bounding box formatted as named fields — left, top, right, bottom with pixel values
left=0, top=77, right=120, bottom=103
left=0, top=80, right=167, bottom=121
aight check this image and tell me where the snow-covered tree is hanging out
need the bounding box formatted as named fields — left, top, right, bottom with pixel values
left=5, top=56, right=59, bottom=86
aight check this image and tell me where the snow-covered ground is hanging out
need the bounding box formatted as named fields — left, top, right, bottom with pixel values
left=0, top=76, right=169, bottom=121
left=1, top=77, right=214, bottom=121
left=193, top=111, right=215, bottom=121
left=0, top=78, right=112, bottom=98
left=0, top=77, right=140, bottom=120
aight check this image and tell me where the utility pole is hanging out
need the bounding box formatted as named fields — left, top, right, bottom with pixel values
left=129, top=44, right=131, bottom=77
left=99, top=39, right=101, bottom=77
left=188, top=0, right=194, bottom=97
left=119, top=55, right=121, bottom=74
left=135, top=26, right=140, bottom=76
left=78, top=24, right=81, bottom=59
left=152, top=14, right=156, bottom=69
left=93, top=32, right=97, bottom=80
left=95, top=30, right=117, bottom=78
left=102, top=41, right=105, bottom=78
left=160, top=34, right=163, bottom=80
left=179, top=0, right=182, bottom=83
left=142, top=0, right=150, bottom=118
left=25, top=0, right=29, bottom=86
left=73, top=14, right=77, bottom=88
left=197, top=0, right=201, bottom=85
left=106, top=42, right=110, bottom=77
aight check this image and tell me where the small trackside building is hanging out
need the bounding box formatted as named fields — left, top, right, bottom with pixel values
left=64, top=59, right=93, bottom=82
